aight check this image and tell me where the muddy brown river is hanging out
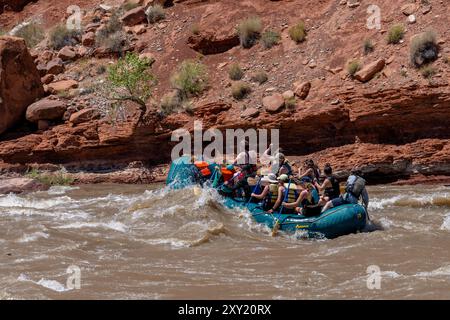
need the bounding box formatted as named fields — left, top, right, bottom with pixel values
left=1, top=183, right=450, bottom=299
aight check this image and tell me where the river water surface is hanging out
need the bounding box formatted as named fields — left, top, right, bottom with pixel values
left=1, top=184, right=450, bottom=299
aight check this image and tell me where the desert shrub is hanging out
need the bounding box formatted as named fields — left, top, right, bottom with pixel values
left=363, top=39, right=374, bottom=55
left=289, top=21, right=306, bottom=43
left=27, top=168, right=74, bottom=186
left=13, top=21, right=44, bottom=48
left=347, top=60, right=361, bottom=76
left=251, top=71, right=268, bottom=84
left=103, top=11, right=122, bottom=35
left=228, top=63, right=244, bottom=80
left=400, top=69, right=408, bottom=77
left=237, top=17, right=262, bottom=48
left=261, top=30, right=281, bottom=49
left=285, top=97, right=297, bottom=110
left=231, top=82, right=251, bottom=100
left=96, top=64, right=107, bottom=75
left=49, top=24, right=81, bottom=50
left=191, top=24, right=200, bottom=35
left=410, top=30, right=439, bottom=67
left=97, top=31, right=127, bottom=54
left=387, top=24, right=405, bottom=44
left=160, top=91, right=183, bottom=116
left=146, top=4, right=165, bottom=24
left=107, top=52, right=156, bottom=121
left=170, top=60, right=208, bottom=97
left=420, top=65, right=437, bottom=79
left=444, top=56, right=450, bottom=65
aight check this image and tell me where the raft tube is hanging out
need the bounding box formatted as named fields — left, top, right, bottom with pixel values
left=166, top=156, right=367, bottom=239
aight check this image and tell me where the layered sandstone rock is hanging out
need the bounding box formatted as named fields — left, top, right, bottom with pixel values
left=25, top=97, right=66, bottom=122
left=0, top=36, right=44, bottom=135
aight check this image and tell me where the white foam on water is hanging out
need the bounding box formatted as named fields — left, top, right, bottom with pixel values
left=380, top=271, right=402, bottom=278
left=17, top=232, right=49, bottom=243
left=14, top=254, right=49, bottom=263
left=369, top=192, right=450, bottom=210
left=56, top=221, right=128, bottom=233
left=17, top=274, right=71, bottom=292
left=0, top=194, right=73, bottom=210
left=414, top=265, right=450, bottom=277
left=142, top=238, right=192, bottom=249
left=440, top=213, right=450, bottom=231
left=369, top=195, right=404, bottom=210
left=47, top=186, right=79, bottom=195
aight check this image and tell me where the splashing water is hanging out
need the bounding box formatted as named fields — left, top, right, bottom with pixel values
left=0, top=183, right=450, bottom=299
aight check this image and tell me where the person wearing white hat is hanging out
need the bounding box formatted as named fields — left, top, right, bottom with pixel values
left=251, top=173, right=279, bottom=210
left=267, top=174, right=298, bottom=213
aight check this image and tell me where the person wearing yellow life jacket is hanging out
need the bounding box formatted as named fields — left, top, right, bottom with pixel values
left=282, top=177, right=322, bottom=216
left=250, top=173, right=279, bottom=211
left=267, top=174, right=298, bottom=214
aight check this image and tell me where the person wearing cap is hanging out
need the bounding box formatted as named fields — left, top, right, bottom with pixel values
left=267, top=174, right=297, bottom=213
left=282, top=177, right=321, bottom=216
left=251, top=173, right=279, bottom=211
left=321, top=168, right=369, bottom=212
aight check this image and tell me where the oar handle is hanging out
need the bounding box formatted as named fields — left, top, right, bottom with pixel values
left=279, top=179, right=292, bottom=215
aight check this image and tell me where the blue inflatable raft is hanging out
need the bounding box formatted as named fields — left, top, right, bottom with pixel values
left=166, top=156, right=368, bottom=239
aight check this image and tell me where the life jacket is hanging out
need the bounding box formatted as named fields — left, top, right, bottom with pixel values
left=283, top=183, right=298, bottom=203
left=301, top=183, right=319, bottom=207
left=194, top=161, right=209, bottom=170
left=301, top=183, right=322, bottom=217
left=221, top=167, right=235, bottom=182
left=346, top=176, right=366, bottom=198
left=324, top=175, right=340, bottom=199
left=262, top=184, right=279, bottom=210
left=200, top=167, right=212, bottom=177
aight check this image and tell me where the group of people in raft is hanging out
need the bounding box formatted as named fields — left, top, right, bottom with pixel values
left=195, top=142, right=369, bottom=217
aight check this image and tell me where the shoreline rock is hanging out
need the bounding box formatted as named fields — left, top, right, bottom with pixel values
left=0, top=178, right=49, bottom=194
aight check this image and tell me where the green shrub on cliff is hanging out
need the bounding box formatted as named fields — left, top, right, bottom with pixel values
left=106, top=52, right=156, bottom=122
left=289, top=21, right=307, bottom=43
left=146, top=5, right=165, bottom=24
left=237, top=17, right=262, bottom=48
left=228, top=63, right=244, bottom=80
left=170, top=60, right=208, bottom=97
left=14, top=21, right=45, bottom=48
left=49, top=24, right=81, bottom=50
left=347, top=60, right=361, bottom=77
left=387, top=24, right=405, bottom=44
left=26, top=168, right=74, bottom=186
left=410, top=30, right=438, bottom=67
left=261, top=30, right=281, bottom=49
left=231, top=82, right=251, bottom=100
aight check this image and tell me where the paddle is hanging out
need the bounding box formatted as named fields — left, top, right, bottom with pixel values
left=278, top=178, right=292, bottom=215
